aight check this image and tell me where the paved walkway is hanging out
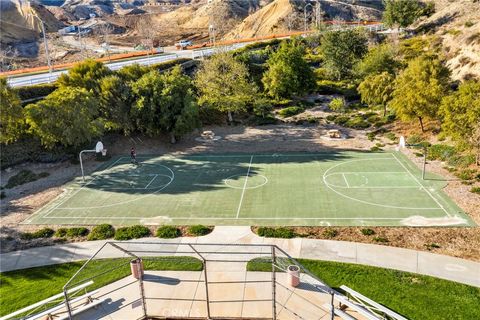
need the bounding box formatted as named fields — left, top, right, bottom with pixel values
left=1, top=227, right=479, bottom=287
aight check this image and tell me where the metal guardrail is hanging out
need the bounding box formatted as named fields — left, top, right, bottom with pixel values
left=7, top=53, right=179, bottom=87
left=7, top=44, right=246, bottom=88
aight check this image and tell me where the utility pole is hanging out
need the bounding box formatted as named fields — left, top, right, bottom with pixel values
left=304, top=3, right=313, bottom=32
left=32, top=14, right=53, bottom=79
left=315, top=0, right=322, bottom=28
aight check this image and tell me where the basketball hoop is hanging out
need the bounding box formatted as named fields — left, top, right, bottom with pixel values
left=79, top=141, right=106, bottom=182
left=95, top=141, right=104, bottom=153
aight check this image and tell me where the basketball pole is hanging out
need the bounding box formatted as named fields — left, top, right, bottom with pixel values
left=79, top=149, right=96, bottom=182
left=79, top=141, right=105, bottom=182
left=422, top=146, right=427, bottom=180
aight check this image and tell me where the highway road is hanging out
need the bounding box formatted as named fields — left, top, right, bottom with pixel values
left=6, top=23, right=386, bottom=88
left=6, top=43, right=246, bottom=88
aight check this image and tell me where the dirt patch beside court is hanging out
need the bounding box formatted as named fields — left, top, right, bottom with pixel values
left=252, top=226, right=480, bottom=262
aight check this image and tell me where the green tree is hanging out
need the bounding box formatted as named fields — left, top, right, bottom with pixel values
left=383, top=0, right=423, bottom=28
left=320, top=29, right=368, bottom=80
left=389, top=56, right=450, bottom=132
left=356, top=44, right=400, bottom=78
left=358, top=72, right=395, bottom=116
left=195, top=51, right=257, bottom=123
left=0, top=77, right=24, bottom=143
left=116, top=63, right=149, bottom=82
left=57, top=59, right=111, bottom=93
left=262, top=40, right=315, bottom=99
left=24, top=87, right=103, bottom=148
left=132, top=66, right=199, bottom=143
left=99, top=75, right=135, bottom=134
left=440, top=81, right=480, bottom=164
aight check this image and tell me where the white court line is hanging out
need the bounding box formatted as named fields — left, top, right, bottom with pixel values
left=322, top=158, right=439, bottom=210
left=342, top=174, right=350, bottom=188
left=328, top=171, right=405, bottom=174
left=144, top=174, right=158, bottom=189
left=40, top=216, right=438, bottom=220
left=43, top=157, right=124, bottom=218
left=236, top=155, right=254, bottom=219
left=392, top=153, right=452, bottom=217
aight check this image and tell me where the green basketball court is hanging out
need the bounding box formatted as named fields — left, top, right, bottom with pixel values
left=24, top=151, right=475, bottom=226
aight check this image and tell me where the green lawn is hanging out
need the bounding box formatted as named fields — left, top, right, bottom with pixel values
left=0, top=257, right=202, bottom=316
left=247, top=259, right=480, bottom=320
left=25, top=152, right=474, bottom=227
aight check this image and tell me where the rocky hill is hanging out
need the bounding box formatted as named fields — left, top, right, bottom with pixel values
left=413, top=0, right=480, bottom=80
left=0, top=0, right=63, bottom=57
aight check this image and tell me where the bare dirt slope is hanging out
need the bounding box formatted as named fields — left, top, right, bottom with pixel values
left=414, top=0, right=480, bottom=80
left=0, top=0, right=63, bottom=45
left=226, top=0, right=382, bottom=39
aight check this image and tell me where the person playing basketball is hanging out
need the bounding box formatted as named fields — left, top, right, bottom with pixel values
left=130, top=147, right=138, bottom=165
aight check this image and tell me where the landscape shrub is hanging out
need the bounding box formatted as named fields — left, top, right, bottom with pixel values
left=278, top=106, right=304, bottom=118
left=156, top=225, right=181, bottom=238
left=87, top=224, right=115, bottom=240
left=328, top=97, right=346, bottom=112
left=333, top=115, right=350, bottom=126
left=66, top=227, right=89, bottom=238
left=21, top=228, right=55, bottom=240
left=54, top=228, right=68, bottom=237
left=373, top=236, right=389, bottom=243
left=54, top=227, right=89, bottom=238
left=424, top=243, right=441, bottom=250
left=370, top=146, right=382, bottom=152
left=366, top=114, right=381, bottom=125
left=257, top=227, right=296, bottom=238
left=5, top=170, right=50, bottom=189
left=187, top=225, right=212, bottom=236
left=447, top=154, right=475, bottom=168
left=115, top=225, right=150, bottom=240
left=0, top=191, right=5, bottom=199
left=456, top=169, right=478, bottom=181
left=470, top=187, right=480, bottom=194
left=15, top=83, right=58, bottom=102
left=306, top=116, right=318, bottom=124
left=345, top=116, right=370, bottom=129
left=361, top=228, right=375, bottom=236
left=326, top=114, right=337, bottom=122
left=406, top=134, right=423, bottom=145
left=385, top=132, right=397, bottom=142
left=427, top=144, right=456, bottom=161
left=322, top=228, right=338, bottom=238
left=0, top=138, right=69, bottom=169
left=317, top=80, right=358, bottom=100
left=366, top=132, right=376, bottom=141
left=149, top=58, right=190, bottom=72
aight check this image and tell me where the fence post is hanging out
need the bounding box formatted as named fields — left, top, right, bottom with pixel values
left=63, top=289, right=73, bottom=320
left=188, top=244, right=211, bottom=319
left=330, top=291, right=335, bottom=320
left=137, top=260, right=147, bottom=318
left=271, top=246, right=277, bottom=320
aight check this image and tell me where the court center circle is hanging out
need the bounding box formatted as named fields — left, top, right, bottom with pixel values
left=224, top=174, right=268, bottom=189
